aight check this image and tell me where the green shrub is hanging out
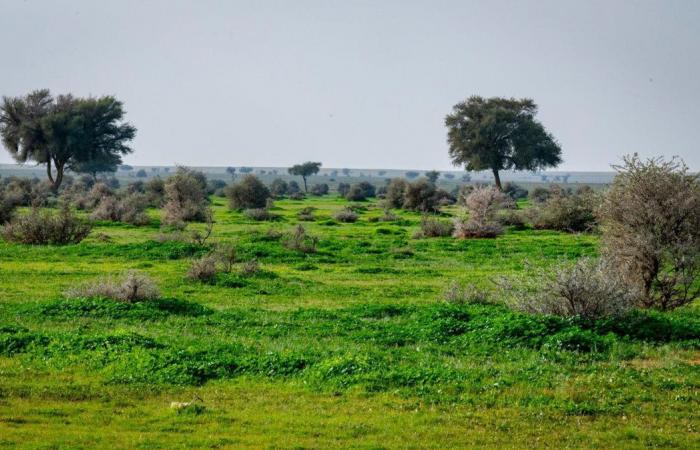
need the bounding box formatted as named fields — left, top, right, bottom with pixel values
left=1, top=204, right=92, bottom=245
left=226, top=174, right=270, bottom=210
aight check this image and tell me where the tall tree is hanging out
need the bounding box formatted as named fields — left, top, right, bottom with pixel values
left=288, top=161, right=321, bottom=193
left=0, top=90, right=136, bottom=191
left=445, top=96, right=561, bottom=190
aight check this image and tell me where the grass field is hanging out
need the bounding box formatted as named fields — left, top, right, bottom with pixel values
left=0, top=196, right=698, bottom=448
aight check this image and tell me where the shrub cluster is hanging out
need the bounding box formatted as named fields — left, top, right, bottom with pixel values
left=599, top=155, right=700, bottom=310
left=528, top=186, right=598, bottom=232
left=452, top=186, right=510, bottom=238
left=333, top=207, right=359, bottom=223
left=92, top=193, right=150, bottom=225
left=345, top=182, right=375, bottom=201
left=414, top=216, right=454, bottom=238
left=310, top=183, right=329, bottom=196
left=163, top=167, right=209, bottom=226
left=1, top=204, right=92, bottom=245
left=283, top=224, right=319, bottom=253
left=65, top=271, right=160, bottom=303
left=226, top=174, right=270, bottom=210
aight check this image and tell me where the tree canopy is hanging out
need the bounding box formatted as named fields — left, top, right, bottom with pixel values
left=445, top=96, right=561, bottom=189
left=0, top=90, right=136, bottom=191
left=288, top=161, right=321, bottom=192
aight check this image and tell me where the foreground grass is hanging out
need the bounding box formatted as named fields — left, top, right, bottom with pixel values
left=0, top=196, right=698, bottom=448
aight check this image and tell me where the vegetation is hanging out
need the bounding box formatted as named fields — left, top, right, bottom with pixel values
left=0, top=90, right=136, bottom=191
left=288, top=161, right=321, bottom=193
left=226, top=174, right=270, bottom=210
left=445, top=96, right=562, bottom=189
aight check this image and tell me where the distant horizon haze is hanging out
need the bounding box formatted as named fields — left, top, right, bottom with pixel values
left=0, top=0, right=698, bottom=171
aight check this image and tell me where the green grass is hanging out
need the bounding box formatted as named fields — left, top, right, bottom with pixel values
left=0, top=196, right=698, bottom=448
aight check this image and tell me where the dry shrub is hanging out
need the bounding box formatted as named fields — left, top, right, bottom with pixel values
left=226, top=174, right=270, bottom=210
left=1, top=204, right=92, bottom=245
left=599, top=155, right=700, bottom=310
left=333, top=208, right=359, bottom=223
left=244, top=208, right=279, bottom=221
left=65, top=271, right=159, bottom=303
left=92, top=193, right=150, bottom=226
left=497, top=209, right=527, bottom=229
left=240, top=259, right=260, bottom=276
left=452, top=186, right=509, bottom=238
left=310, top=183, right=329, bottom=196
left=500, top=258, right=636, bottom=320
left=415, top=216, right=454, bottom=238
left=213, top=244, right=237, bottom=273
left=0, top=190, right=15, bottom=224
left=528, top=189, right=598, bottom=232
left=297, top=207, right=316, bottom=221
left=187, top=255, right=218, bottom=283
left=443, top=281, right=490, bottom=305
left=284, top=224, right=318, bottom=253
left=163, top=167, right=209, bottom=226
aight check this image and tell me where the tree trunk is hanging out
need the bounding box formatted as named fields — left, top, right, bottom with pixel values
left=46, top=158, right=64, bottom=192
left=492, top=168, right=503, bottom=190
left=302, top=176, right=308, bottom=193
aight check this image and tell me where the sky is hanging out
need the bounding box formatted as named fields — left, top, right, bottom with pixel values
left=1, top=0, right=699, bottom=171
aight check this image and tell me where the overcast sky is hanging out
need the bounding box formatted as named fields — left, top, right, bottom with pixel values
left=1, top=0, right=698, bottom=171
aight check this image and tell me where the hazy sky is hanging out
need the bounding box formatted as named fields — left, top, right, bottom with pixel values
left=1, top=0, right=699, bottom=171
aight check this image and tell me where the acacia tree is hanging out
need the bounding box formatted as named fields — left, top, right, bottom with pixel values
left=424, top=170, right=440, bottom=184
left=288, top=161, right=321, bottom=193
left=445, top=96, right=561, bottom=190
left=0, top=90, right=136, bottom=191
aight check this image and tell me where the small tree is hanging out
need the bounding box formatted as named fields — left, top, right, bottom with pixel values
left=226, top=174, right=270, bottom=210
left=226, top=167, right=236, bottom=179
left=385, top=178, right=408, bottom=208
left=0, top=90, right=136, bottom=192
left=288, top=162, right=321, bottom=193
left=599, top=155, right=700, bottom=310
left=163, top=167, right=209, bottom=226
left=405, top=171, right=420, bottom=179
left=445, top=96, right=561, bottom=190
left=424, top=170, right=440, bottom=184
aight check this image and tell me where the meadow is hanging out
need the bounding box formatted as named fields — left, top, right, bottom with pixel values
left=0, top=195, right=698, bottom=449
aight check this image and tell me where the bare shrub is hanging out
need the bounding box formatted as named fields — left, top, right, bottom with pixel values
left=497, top=209, right=527, bottom=229
left=500, top=258, right=636, bottom=320
left=443, top=281, right=490, bottom=305
left=187, top=255, right=218, bottom=283
left=333, top=208, right=359, bottom=223
left=65, top=271, right=159, bottom=303
left=226, top=174, right=270, bottom=210
left=377, top=210, right=400, bottom=222
left=599, top=155, right=700, bottom=310
left=213, top=244, right=237, bottom=273
left=189, top=208, right=214, bottom=245
left=415, top=216, right=453, bottom=238
left=163, top=167, right=209, bottom=226
left=452, top=186, right=509, bottom=238
left=73, top=182, right=114, bottom=210
left=284, top=224, right=319, bottom=253
left=244, top=208, right=279, bottom=221
left=1, top=204, right=92, bottom=245
left=529, top=186, right=551, bottom=204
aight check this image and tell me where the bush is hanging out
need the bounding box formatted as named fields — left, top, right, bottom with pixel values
left=501, top=258, right=636, bottom=320
left=287, top=180, right=301, bottom=195
left=65, top=271, right=160, bottom=303
left=452, top=186, right=509, bottom=238
left=1, top=204, right=92, bottom=245
left=333, top=208, right=359, bottom=223
left=0, top=190, right=15, bottom=224
left=270, top=178, right=288, bottom=197
left=529, top=186, right=551, bottom=203
left=244, top=208, right=279, bottom=221
left=73, top=182, right=114, bottom=211
left=289, top=192, right=305, bottom=200
left=345, top=182, right=375, bottom=201
left=497, top=209, right=527, bottom=229
left=163, top=168, right=209, bottom=226
left=92, top=193, right=150, bottom=226
left=226, top=174, right=270, bottom=210
left=187, top=255, right=218, bottom=283
left=337, top=182, right=351, bottom=197
left=503, top=182, right=528, bottom=200
left=310, top=183, right=329, bottom=196
left=403, top=179, right=442, bottom=212
left=384, top=178, right=408, bottom=208
left=599, top=155, right=700, bottom=310
left=415, top=216, right=454, bottom=238
left=284, top=224, right=319, bottom=253
left=443, top=281, right=490, bottom=305
left=297, top=207, right=316, bottom=221
left=528, top=189, right=597, bottom=232
left=144, top=177, right=165, bottom=207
